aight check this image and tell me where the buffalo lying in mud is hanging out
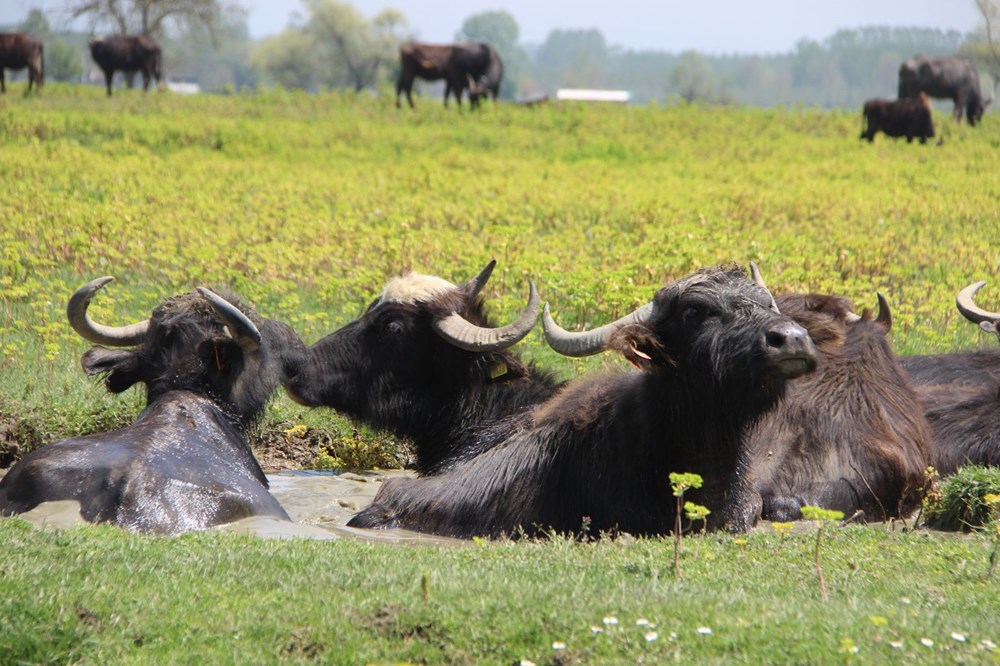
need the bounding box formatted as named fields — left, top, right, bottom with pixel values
left=0, top=278, right=303, bottom=534
left=901, top=282, right=1000, bottom=475
left=751, top=293, right=932, bottom=521
left=347, top=264, right=818, bottom=539
left=286, top=260, right=561, bottom=475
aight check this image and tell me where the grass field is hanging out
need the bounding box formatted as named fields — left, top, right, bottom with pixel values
left=1, top=83, right=999, bottom=663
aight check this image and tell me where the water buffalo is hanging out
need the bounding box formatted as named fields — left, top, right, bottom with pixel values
left=396, top=42, right=503, bottom=109
left=751, top=293, right=932, bottom=521
left=88, top=35, right=162, bottom=97
left=0, top=32, right=43, bottom=93
left=902, top=281, right=1000, bottom=476
left=347, top=264, right=818, bottom=538
left=286, top=260, right=559, bottom=475
left=860, top=93, right=935, bottom=144
left=898, top=55, right=989, bottom=125
left=0, top=278, right=304, bottom=534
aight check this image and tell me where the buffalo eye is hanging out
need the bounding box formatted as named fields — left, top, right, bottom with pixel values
left=683, top=306, right=701, bottom=321
left=386, top=321, right=405, bottom=336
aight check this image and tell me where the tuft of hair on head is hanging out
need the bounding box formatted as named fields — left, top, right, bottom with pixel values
left=380, top=273, right=457, bottom=305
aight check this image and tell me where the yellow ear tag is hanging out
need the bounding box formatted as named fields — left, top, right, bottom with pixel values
left=490, top=361, right=509, bottom=380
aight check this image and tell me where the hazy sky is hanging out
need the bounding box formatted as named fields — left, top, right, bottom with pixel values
left=0, top=0, right=983, bottom=54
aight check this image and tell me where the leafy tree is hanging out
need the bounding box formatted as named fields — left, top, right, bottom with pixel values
left=303, top=0, right=408, bottom=92
left=18, top=9, right=52, bottom=39
left=47, top=41, right=85, bottom=82
left=456, top=10, right=526, bottom=99
left=962, top=0, right=1000, bottom=97
left=669, top=50, right=728, bottom=103
left=66, top=0, right=233, bottom=38
left=535, top=29, right=610, bottom=89
left=250, top=27, right=320, bottom=90
left=164, top=6, right=255, bottom=90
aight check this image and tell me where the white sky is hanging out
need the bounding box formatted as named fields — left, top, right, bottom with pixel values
left=0, top=0, right=983, bottom=54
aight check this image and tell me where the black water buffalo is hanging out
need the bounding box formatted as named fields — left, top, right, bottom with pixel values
left=347, top=265, right=818, bottom=538
left=751, top=293, right=932, bottom=522
left=860, top=93, right=935, bottom=144
left=396, top=42, right=503, bottom=109
left=88, top=35, right=162, bottom=97
left=286, top=261, right=559, bottom=475
left=902, top=281, right=1000, bottom=475
left=0, top=32, right=43, bottom=93
left=898, top=55, right=988, bottom=125
left=0, top=278, right=303, bottom=534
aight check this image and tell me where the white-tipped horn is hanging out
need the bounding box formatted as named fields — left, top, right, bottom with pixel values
left=67, top=276, right=150, bottom=346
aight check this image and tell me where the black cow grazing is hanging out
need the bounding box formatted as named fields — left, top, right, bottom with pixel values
left=860, top=92, right=935, bottom=144
left=0, top=32, right=44, bottom=93
left=0, top=278, right=304, bottom=534
left=751, top=293, right=932, bottom=522
left=902, top=281, right=1000, bottom=476
left=347, top=265, right=818, bottom=539
left=898, top=55, right=989, bottom=126
left=285, top=261, right=558, bottom=476
left=396, top=42, right=503, bottom=109
left=88, top=35, right=162, bottom=97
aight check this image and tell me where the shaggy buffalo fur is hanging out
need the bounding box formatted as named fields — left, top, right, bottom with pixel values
left=752, top=294, right=932, bottom=521
left=348, top=265, right=818, bottom=538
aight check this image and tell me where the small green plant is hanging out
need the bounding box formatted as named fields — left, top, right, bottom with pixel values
left=985, top=493, right=1000, bottom=578
left=771, top=521, right=794, bottom=550
left=800, top=505, right=845, bottom=602
left=922, top=465, right=1000, bottom=531
left=669, top=472, right=703, bottom=580
left=684, top=501, right=711, bottom=560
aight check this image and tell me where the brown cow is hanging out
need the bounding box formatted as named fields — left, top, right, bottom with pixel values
left=396, top=42, right=503, bottom=109
left=88, top=35, right=162, bottom=97
left=751, top=293, right=932, bottom=522
left=860, top=92, right=935, bottom=144
left=0, top=32, right=44, bottom=93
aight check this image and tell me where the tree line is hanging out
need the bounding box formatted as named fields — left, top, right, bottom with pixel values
left=3, top=0, right=997, bottom=108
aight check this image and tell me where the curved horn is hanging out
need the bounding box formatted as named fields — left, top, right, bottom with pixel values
left=197, top=287, right=261, bottom=353
left=465, top=259, right=497, bottom=301
left=432, top=281, right=539, bottom=352
left=67, top=276, right=150, bottom=347
left=749, top=262, right=780, bottom=313
left=543, top=301, right=654, bottom=358
left=875, top=292, right=892, bottom=330
left=956, top=281, right=998, bottom=325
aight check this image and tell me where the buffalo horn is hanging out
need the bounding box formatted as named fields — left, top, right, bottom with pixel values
left=749, top=262, right=780, bottom=313
left=876, top=292, right=892, bottom=329
left=67, top=276, right=150, bottom=347
left=465, top=259, right=497, bottom=301
left=433, top=281, right=540, bottom=352
left=956, top=281, right=998, bottom=325
left=197, top=287, right=262, bottom=353
left=543, top=301, right=654, bottom=358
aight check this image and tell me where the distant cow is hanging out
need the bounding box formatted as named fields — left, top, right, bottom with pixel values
left=899, top=55, right=989, bottom=125
left=751, top=293, right=932, bottom=521
left=0, top=278, right=304, bottom=534
left=348, top=265, right=818, bottom=538
left=860, top=93, right=935, bottom=144
left=88, top=35, right=162, bottom=97
left=286, top=260, right=559, bottom=475
left=396, top=42, right=503, bottom=109
left=0, top=32, right=43, bottom=93
left=902, top=281, right=1000, bottom=475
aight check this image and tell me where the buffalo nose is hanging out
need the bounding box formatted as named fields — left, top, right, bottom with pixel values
left=765, top=321, right=817, bottom=377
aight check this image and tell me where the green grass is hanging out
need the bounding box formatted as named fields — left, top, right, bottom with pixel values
left=1, top=519, right=997, bottom=664
left=1, top=83, right=999, bottom=664
left=1, top=84, right=996, bottom=464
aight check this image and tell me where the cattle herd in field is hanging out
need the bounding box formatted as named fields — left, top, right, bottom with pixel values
left=0, top=262, right=998, bottom=539
left=0, top=30, right=996, bottom=539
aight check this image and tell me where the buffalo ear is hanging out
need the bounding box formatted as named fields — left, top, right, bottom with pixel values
left=609, top=324, right=675, bottom=373
left=81, top=347, right=142, bottom=393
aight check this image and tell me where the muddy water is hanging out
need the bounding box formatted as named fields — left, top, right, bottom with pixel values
left=3, top=468, right=466, bottom=545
